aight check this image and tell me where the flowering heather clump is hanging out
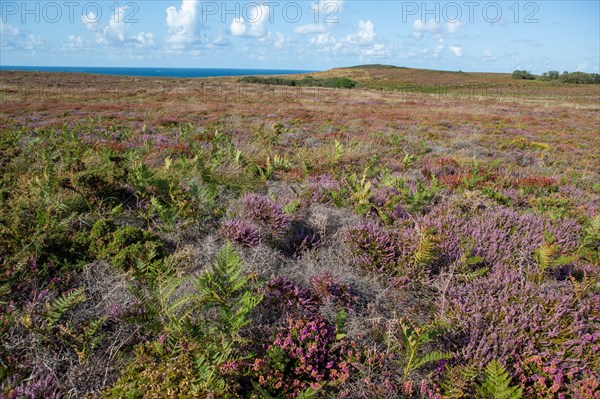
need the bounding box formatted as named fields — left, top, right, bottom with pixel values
left=422, top=205, right=582, bottom=273
left=1, top=370, right=61, bottom=399
left=467, top=207, right=582, bottom=270
left=345, top=222, right=399, bottom=273
left=287, top=223, right=320, bottom=257
left=241, top=193, right=290, bottom=236
left=250, top=315, right=356, bottom=398
left=310, top=272, right=358, bottom=310
left=558, top=185, right=600, bottom=218
left=304, top=174, right=341, bottom=204
left=421, top=157, right=462, bottom=179
left=264, top=276, right=317, bottom=314
left=513, top=176, right=558, bottom=191
left=369, top=187, right=410, bottom=222
left=513, top=354, right=600, bottom=399
left=369, top=187, right=399, bottom=209
left=219, top=219, right=260, bottom=247
left=501, top=188, right=529, bottom=207
left=445, top=269, right=597, bottom=370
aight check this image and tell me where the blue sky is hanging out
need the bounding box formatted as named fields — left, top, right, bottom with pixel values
left=1, top=0, right=598, bottom=73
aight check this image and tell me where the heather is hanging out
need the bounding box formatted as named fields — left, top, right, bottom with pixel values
left=0, top=70, right=599, bottom=398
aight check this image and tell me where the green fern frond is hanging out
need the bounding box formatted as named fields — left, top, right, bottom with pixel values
left=414, top=229, right=437, bottom=267
left=537, top=243, right=557, bottom=269
left=296, top=387, right=321, bottom=399
left=412, top=350, right=453, bottom=370
left=570, top=271, right=600, bottom=305
left=156, top=276, right=197, bottom=333
left=588, top=214, right=600, bottom=240
left=478, top=360, right=522, bottom=399
left=397, top=319, right=448, bottom=378
left=45, top=287, right=86, bottom=330
left=439, top=364, right=479, bottom=398
left=0, top=283, right=9, bottom=305
left=534, top=242, right=576, bottom=283
left=458, top=267, right=490, bottom=283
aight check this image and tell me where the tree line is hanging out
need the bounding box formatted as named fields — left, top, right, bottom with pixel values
left=512, top=69, right=600, bottom=84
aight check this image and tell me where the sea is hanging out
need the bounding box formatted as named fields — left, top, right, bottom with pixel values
left=0, top=66, right=316, bottom=78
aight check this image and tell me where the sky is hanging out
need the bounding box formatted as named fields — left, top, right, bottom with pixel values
left=0, top=0, right=598, bottom=73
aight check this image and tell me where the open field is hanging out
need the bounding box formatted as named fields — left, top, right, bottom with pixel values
left=1, top=68, right=599, bottom=398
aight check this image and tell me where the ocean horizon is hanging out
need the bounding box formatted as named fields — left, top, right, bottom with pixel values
left=0, top=65, right=317, bottom=78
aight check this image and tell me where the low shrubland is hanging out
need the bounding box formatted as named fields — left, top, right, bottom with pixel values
left=0, top=72, right=599, bottom=398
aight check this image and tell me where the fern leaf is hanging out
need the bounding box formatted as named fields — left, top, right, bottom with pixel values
left=414, top=230, right=437, bottom=266
left=251, top=381, right=278, bottom=399
left=479, top=360, right=522, bottom=399
left=458, top=266, right=490, bottom=283
left=537, top=243, right=557, bottom=270
left=0, top=283, right=9, bottom=305
left=412, top=350, right=453, bottom=370
left=45, top=287, right=86, bottom=329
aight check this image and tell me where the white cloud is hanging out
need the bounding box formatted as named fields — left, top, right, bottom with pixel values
left=213, top=34, right=231, bottom=47
left=82, top=12, right=101, bottom=32
left=230, top=18, right=247, bottom=36
left=0, top=21, right=19, bottom=36
left=294, top=23, right=328, bottom=34
left=62, top=35, right=88, bottom=52
left=101, top=6, right=128, bottom=42
left=309, top=32, right=336, bottom=46
left=166, top=0, right=200, bottom=48
left=483, top=49, right=495, bottom=61
left=133, top=32, right=155, bottom=47
left=81, top=4, right=152, bottom=47
left=433, top=41, right=444, bottom=58
left=230, top=5, right=269, bottom=38
left=345, top=20, right=376, bottom=45
left=575, top=61, right=589, bottom=71
left=0, top=21, right=44, bottom=52
left=446, top=21, right=461, bottom=34
left=413, top=19, right=440, bottom=33
left=449, top=44, right=463, bottom=57
left=363, top=43, right=391, bottom=57
left=306, top=20, right=390, bottom=59
left=412, top=19, right=461, bottom=38
left=261, top=32, right=291, bottom=49
left=294, top=0, right=345, bottom=36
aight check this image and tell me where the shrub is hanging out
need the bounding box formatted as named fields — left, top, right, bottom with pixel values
left=445, top=269, right=597, bottom=369
left=219, top=219, right=260, bottom=247
left=345, top=222, right=399, bottom=273
left=286, top=222, right=320, bottom=258
left=309, top=272, right=357, bottom=310
left=250, top=315, right=356, bottom=398
left=89, top=219, right=166, bottom=272
left=1, top=368, right=61, bottom=399
left=264, top=276, right=317, bottom=315
left=512, top=70, right=535, bottom=80
left=103, top=342, right=204, bottom=399
left=241, top=193, right=290, bottom=236
left=514, top=354, right=600, bottom=399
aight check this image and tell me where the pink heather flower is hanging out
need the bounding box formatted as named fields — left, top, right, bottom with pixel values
left=28, top=255, right=37, bottom=272
left=241, top=193, right=290, bottom=235
left=219, top=219, right=260, bottom=247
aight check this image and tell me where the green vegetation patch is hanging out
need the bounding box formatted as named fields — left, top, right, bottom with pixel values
left=239, top=75, right=358, bottom=89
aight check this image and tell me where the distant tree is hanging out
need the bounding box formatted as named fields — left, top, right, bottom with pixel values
left=512, top=70, right=535, bottom=80
left=559, top=71, right=600, bottom=84
left=538, top=70, right=560, bottom=81
left=334, top=77, right=357, bottom=89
